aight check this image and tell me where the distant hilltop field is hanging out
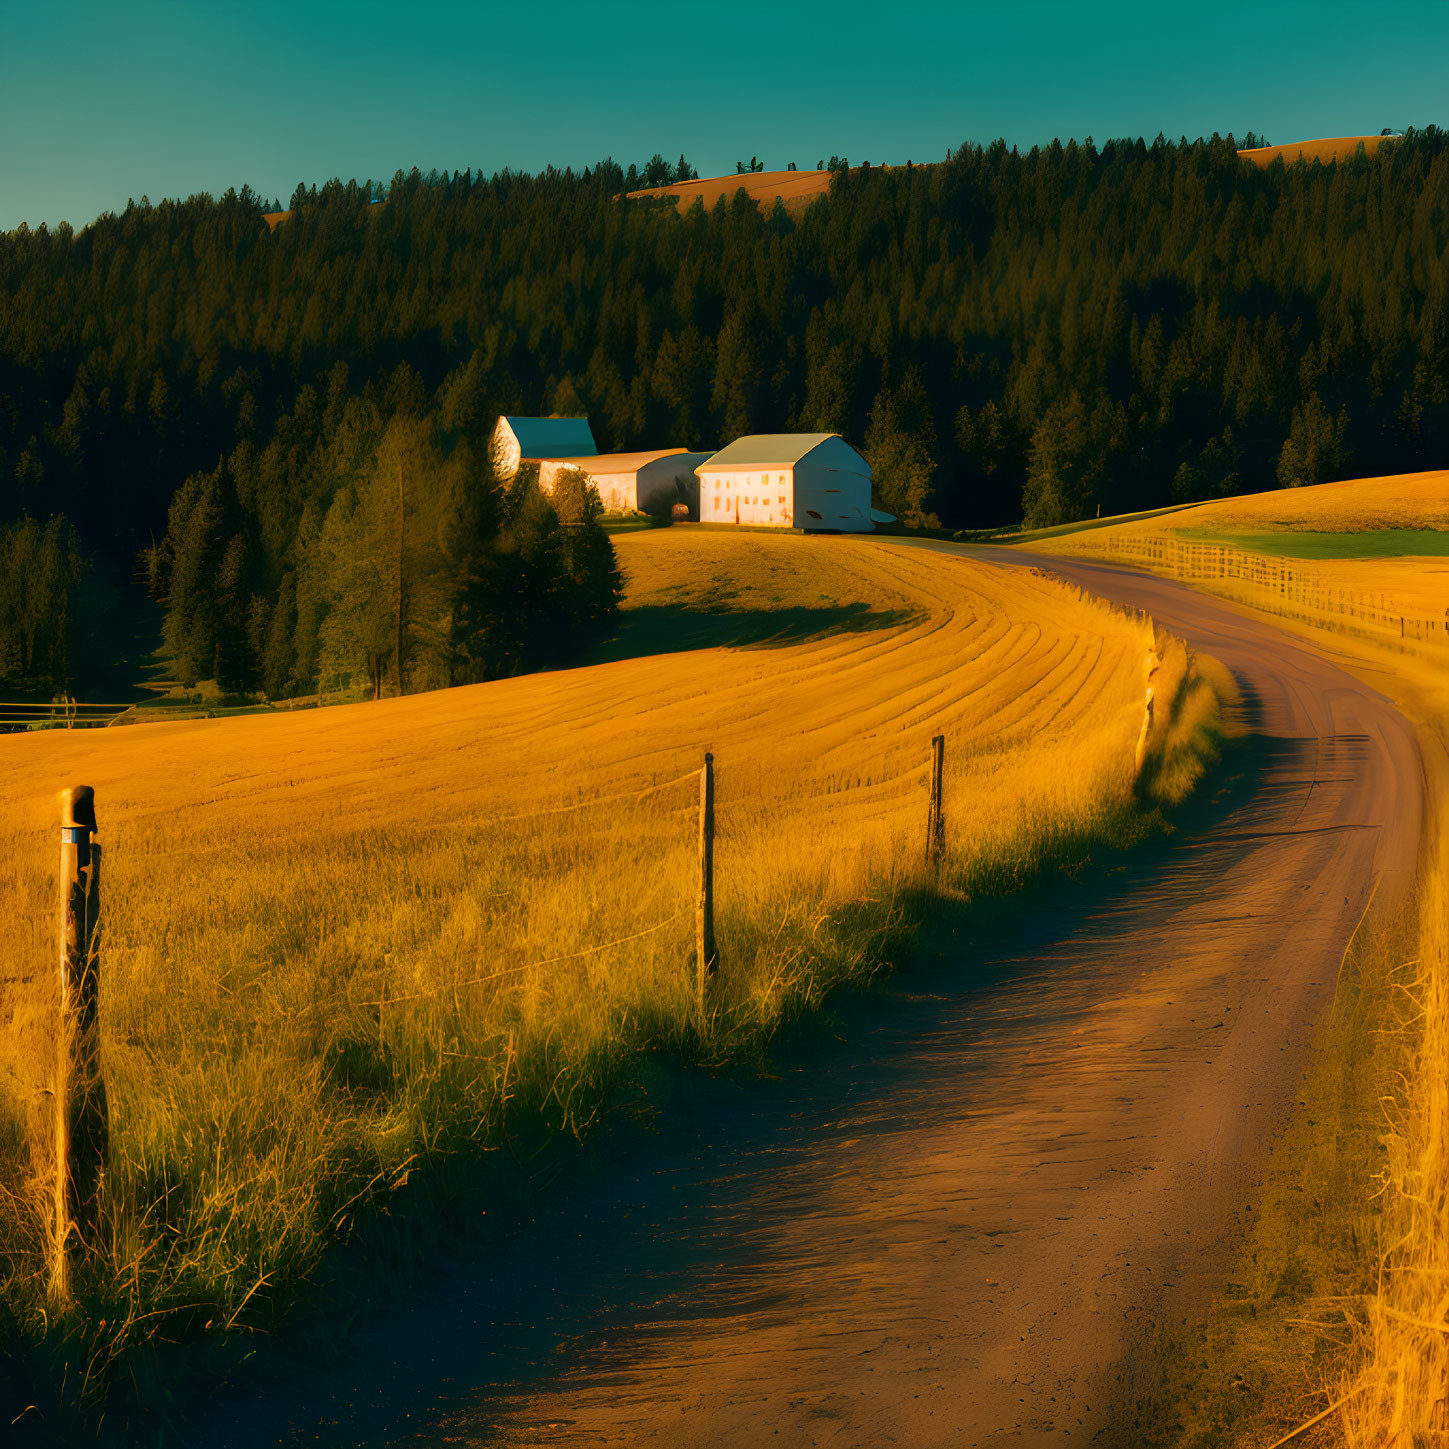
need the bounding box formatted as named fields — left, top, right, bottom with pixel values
left=1237, top=134, right=1399, bottom=166
left=257, top=141, right=1407, bottom=231
left=260, top=170, right=840, bottom=229
left=624, top=167, right=834, bottom=215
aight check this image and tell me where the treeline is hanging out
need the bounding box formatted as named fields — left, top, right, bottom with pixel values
left=148, top=377, right=620, bottom=695
left=1, top=132, right=1447, bottom=684
left=0, top=516, right=84, bottom=689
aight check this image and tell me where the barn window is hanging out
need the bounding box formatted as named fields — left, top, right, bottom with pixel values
left=714, top=496, right=721, bottom=512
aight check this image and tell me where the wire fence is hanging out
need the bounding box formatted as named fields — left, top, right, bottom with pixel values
left=33, top=733, right=951, bottom=1287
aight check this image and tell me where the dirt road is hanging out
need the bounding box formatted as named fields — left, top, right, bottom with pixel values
left=204, top=553, right=1423, bottom=1448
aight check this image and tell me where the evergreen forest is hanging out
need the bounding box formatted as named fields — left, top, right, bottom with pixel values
left=1, top=130, right=1446, bottom=696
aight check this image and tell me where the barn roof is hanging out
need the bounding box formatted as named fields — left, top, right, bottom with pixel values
left=535, top=449, right=693, bottom=474
left=700, top=433, right=843, bottom=468
left=503, top=416, right=598, bottom=456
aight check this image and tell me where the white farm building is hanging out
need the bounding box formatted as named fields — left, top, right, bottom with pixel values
left=538, top=450, right=714, bottom=518
left=489, top=416, right=597, bottom=480
left=697, top=434, right=876, bottom=531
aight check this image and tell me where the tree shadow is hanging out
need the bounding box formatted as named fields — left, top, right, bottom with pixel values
left=585, top=601, right=921, bottom=666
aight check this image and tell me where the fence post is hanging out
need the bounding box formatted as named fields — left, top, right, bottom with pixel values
left=51, top=784, right=107, bottom=1304
left=696, top=753, right=717, bottom=1009
left=926, top=734, right=945, bottom=870
left=1135, top=653, right=1159, bottom=778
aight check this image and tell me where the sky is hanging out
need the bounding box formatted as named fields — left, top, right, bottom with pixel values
left=2, top=0, right=1447, bottom=231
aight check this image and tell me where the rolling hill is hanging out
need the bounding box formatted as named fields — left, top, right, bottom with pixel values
left=0, top=530, right=1223, bottom=1385
left=626, top=167, right=833, bottom=214
left=1238, top=133, right=1398, bottom=166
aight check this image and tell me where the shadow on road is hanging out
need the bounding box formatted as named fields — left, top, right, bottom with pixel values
left=183, top=710, right=1308, bottom=1449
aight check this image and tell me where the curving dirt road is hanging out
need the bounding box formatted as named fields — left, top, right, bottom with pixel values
left=203, top=552, right=1423, bottom=1449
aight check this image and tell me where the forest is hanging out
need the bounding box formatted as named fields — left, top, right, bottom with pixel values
left=1, top=130, right=1446, bottom=695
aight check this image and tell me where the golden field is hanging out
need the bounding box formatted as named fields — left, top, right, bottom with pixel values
left=1025, top=472, right=1449, bottom=1445
left=1157, top=469, right=1447, bottom=533
left=1028, top=470, right=1449, bottom=651
left=0, top=530, right=1223, bottom=1394
left=1238, top=135, right=1398, bottom=167
left=625, top=167, right=833, bottom=215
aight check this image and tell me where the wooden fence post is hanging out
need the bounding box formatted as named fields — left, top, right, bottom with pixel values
left=696, top=753, right=717, bottom=1009
left=51, top=784, right=107, bottom=1304
left=926, top=734, right=945, bottom=870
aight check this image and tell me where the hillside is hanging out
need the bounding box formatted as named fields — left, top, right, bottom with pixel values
left=1238, top=134, right=1397, bottom=166
left=1020, top=470, right=1449, bottom=621
left=626, top=167, right=833, bottom=214
left=0, top=530, right=1224, bottom=1407
left=1147, top=468, right=1448, bottom=534
left=5, top=129, right=1447, bottom=613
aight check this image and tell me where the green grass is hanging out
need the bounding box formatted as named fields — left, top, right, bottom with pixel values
left=1177, top=528, right=1449, bottom=559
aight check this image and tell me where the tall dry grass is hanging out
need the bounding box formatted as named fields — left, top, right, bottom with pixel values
left=1335, top=718, right=1449, bottom=1445
left=0, top=531, right=1223, bottom=1417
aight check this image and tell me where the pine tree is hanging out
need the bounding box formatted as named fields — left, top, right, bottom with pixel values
left=863, top=371, right=940, bottom=527
left=1277, top=395, right=1349, bottom=487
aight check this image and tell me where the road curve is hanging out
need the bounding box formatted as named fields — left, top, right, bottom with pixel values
left=203, top=552, right=1423, bottom=1449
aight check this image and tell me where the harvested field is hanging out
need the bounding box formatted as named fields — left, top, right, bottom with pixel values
left=0, top=531, right=1221, bottom=1413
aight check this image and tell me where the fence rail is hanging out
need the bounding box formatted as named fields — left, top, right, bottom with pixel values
left=0, top=700, right=136, bottom=730
left=1074, top=533, right=1449, bottom=649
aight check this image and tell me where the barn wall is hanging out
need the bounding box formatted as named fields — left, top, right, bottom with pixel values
left=697, top=468, right=795, bottom=527
left=635, top=457, right=680, bottom=514
left=591, top=469, right=638, bottom=512
left=795, top=454, right=872, bottom=532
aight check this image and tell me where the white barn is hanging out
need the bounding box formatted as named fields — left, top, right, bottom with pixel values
left=490, top=416, right=597, bottom=480
left=538, top=450, right=714, bottom=517
left=696, top=434, right=875, bottom=532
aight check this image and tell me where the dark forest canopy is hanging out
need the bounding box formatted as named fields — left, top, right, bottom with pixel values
left=1, top=132, right=1446, bottom=689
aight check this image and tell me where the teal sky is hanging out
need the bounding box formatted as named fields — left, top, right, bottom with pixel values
left=3, top=0, right=1447, bottom=231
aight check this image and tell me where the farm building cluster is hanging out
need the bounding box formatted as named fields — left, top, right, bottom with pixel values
left=489, top=416, right=890, bottom=533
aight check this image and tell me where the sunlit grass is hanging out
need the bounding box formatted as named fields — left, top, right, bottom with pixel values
left=0, top=530, right=1223, bottom=1412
